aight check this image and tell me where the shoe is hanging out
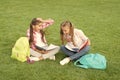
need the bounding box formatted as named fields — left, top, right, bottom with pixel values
left=49, top=56, right=55, bottom=60
left=60, top=57, right=70, bottom=65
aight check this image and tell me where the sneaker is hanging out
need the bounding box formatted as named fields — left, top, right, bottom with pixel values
left=49, top=56, right=56, bottom=60
left=60, top=57, right=70, bottom=65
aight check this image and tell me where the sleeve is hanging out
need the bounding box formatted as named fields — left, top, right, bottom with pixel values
left=42, top=19, right=54, bottom=29
left=76, top=29, right=88, bottom=41
left=75, top=29, right=90, bottom=50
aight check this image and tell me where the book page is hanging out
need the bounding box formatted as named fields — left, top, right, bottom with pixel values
left=65, top=43, right=79, bottom=51
left=65, top=44, right=74, bottom=51
left=46, top=44, right=58, bottom=50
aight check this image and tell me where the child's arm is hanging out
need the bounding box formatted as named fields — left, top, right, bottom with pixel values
left=37, top=18, right=54, bottom=29
left=79, top=39, right=89, bottom=51
left=42, top=18, right=54, bottom=24
left=76, top=29, right=90, bottom=51
left=37, top=18, right=54, bottom=23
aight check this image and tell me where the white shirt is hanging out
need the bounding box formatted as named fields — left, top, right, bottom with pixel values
left=65, top=28, right=88, bottom=51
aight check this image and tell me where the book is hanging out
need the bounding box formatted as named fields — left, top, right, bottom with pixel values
left=65, top=43, right=79, bottom=52
left=35, top=44, right=58, bottom=51
left=35, top=45, right=46, bottom=51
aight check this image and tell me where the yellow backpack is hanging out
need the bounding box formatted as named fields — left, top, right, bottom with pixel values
left=11, top=37, right=30, bottom=62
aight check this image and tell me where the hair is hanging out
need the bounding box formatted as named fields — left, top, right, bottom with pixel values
left=60, top=21, right=75, bottom=46
left=29, top=18, right=45, bottom=45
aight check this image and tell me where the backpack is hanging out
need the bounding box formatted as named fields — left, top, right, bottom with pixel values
left=74, top=53, right=107, bottom=69
left=11, top=37, right=30, bottom=62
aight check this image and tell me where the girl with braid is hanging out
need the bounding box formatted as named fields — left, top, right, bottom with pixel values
left=26, top=18, right=60, bottom=62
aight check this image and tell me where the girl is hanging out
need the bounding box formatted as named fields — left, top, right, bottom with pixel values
left=60, top=21, right=90, bottom=65
left=27, top=18, right=60, bottom=62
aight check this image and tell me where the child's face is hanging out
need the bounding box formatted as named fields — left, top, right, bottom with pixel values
left=33, top=23, right=43, bottom=32
left=62, top=26, right=70, bottom=34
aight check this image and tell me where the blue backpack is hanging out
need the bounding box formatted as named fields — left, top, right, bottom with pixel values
left=74, top=53, right=107, bottom=69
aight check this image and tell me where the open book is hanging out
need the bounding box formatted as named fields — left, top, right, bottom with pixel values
left=65, top=43, right=79, bottom=52
left=35, top=44, right=58, bottom=51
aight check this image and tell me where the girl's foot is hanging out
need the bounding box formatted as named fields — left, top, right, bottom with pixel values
left=60, top=57, right=70, bottom=65
left=49, top=56, right=55, bottom=60
left=39, top=56, right=44, bottom=60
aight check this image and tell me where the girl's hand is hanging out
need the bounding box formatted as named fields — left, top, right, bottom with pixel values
left=35, top=49, right=48, bottom=54
left=44, top=18, right=54, bottom=23
left=36, top=18, right=43, bottom=21
left=41, top=50, right=49, bottom=54
left=43, top=50, right=49, bottom=54
left=72, top=48, right=79, bottom=52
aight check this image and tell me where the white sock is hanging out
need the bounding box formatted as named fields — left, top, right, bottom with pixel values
left=49, top=55, right=55, bottom=60
left=60, top=57, right=70, bottom=65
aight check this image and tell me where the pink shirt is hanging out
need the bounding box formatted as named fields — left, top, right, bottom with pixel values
left=27, top=19, right=54, bottom=50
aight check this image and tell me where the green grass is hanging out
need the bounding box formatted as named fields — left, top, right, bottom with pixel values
left=0, top=0, right=120, bottom=80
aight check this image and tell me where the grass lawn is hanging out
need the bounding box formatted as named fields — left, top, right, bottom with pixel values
left=0, top=0, right=120, bottom=80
